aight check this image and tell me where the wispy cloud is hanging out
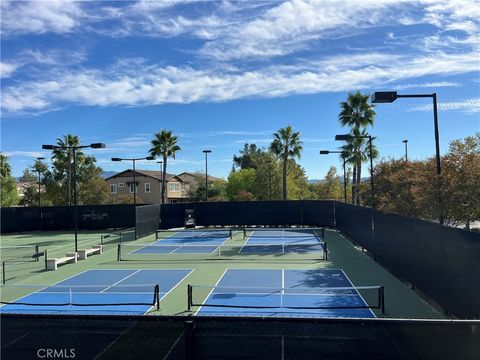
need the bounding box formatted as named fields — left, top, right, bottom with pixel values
left=0, top=0, right=84, bottom=36
left=2, top=49, right=478, bottom=115
left=2, top=151, right=45, bottom=158
left=407, top=98, right=480, bottom=113
left=393, top=81, right=461, bottom=90
left=0, top=62, right=18, bottom=78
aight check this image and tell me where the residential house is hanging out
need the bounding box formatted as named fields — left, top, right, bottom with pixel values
left=105, top=170, right=215, bottom=204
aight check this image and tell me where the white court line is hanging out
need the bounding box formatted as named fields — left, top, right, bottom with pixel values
left=194, top=268, right=228, bottom=316
left=100, top=269, right=142, bottom=293
left=0, top=268, right=92, bottom=308
left=340, top=269, right=376, bottom=318
left=144, top=269, right=194, bottom=314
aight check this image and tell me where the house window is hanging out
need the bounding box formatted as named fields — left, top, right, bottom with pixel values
left=129, top=184, right=137, bottom=193
left=118, top=183, right=124, bottom=188
left=169, top=183, right=180, bottom=191
left=145, top=183, right=150, bottom=193
left=110, top=184, right=117, bottom=194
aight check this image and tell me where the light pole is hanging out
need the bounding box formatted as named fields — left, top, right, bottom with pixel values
left=33, top=157, right=46, bottom=208
left=402, top=139, right=408, bottom=162
left=156, top=160, right=163, bottom=204
left=33, top=157, right=45, bottom=228
left=371, top=91, right=443, bottom=225
left=335, top=134, right=375, bottom=208
left=319, top=150, right=347, bottom=203
left=203, top=150, right=211, bottom=202
left=112, top=156, right=155, bottom=239
left=267, top=160, right=273, bottom=200
left=42, top=143, right=105, bottom=252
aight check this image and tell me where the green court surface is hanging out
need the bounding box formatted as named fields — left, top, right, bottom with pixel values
left=0, top=228, right=443, bottom=319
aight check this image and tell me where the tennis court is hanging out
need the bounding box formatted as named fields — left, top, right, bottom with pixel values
left=241, top=228, right=325, bottom=254
left=131, top=229, right=232, bottom=254
left=192, top=269, right=381, bottom=318
left=0, top=269, right=192, bottom=315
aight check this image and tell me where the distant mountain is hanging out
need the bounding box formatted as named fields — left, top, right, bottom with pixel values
left=101, top=171, right=117, bottom=179
left=307, top=179, right=321, bottom=184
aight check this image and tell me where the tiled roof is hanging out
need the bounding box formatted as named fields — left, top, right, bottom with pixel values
left=105, top=169, right=174, bottom=181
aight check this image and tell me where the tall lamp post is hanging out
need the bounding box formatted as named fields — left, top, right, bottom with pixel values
left=33, top=157, right=46, bottom=229
left=266, top=160, right=273, bottom=200
left=33, top=157, right=46, bottom=209
left=371, top=91, right=443, bottom=225
left=156, top=160, right=163, bottom=204
left=203, top=150, right=211, bottom=202
left=319, top=150, right=347, bottom=203
left=42, top=143, right=105, bottom=252
left=112, top=156, right=155, bottom=240
left=402, top=139, right=408, bottom=162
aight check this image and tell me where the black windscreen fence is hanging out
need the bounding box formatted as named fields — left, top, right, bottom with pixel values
left=335, top=202, right=480, bottom=319
left=1, top=314, right=479, bottom=360
left=159, top=201, right=335, bottom=229
left=1, top=205, right=134, bottom=233
left=135, top=205, right=160, bottom=239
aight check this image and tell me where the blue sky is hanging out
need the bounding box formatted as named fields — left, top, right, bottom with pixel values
left=1, top=0, right=479, bottom=179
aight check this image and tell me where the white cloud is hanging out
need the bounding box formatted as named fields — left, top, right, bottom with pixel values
left=407, top=98, right=480, bottom=113
left=2, top=49, right=478, bottom=115
left=0, top=62, right=18, bottom=78
left=393, top=81, right=461, bottom=90
left=1, top=0, right=83, bottom=36
left=2, top=151, right=45, bottom=158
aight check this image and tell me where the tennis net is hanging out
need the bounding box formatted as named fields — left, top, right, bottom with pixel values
left=156, top=228, right=233, bottom=240
left=0, top=283, right=160, bottom=309
left=243, top=227, right=325, bottom=239
left=0, top=245, right=43, bottom=263
left=117, top=242, right=327, bottom=261
left=188, top=284, right=384, bottom=313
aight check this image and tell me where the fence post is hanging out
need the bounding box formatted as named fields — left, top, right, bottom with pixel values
left=2, top=261, right=5, bottom=284
left=44, top=250, right=48, bottom=271
left=35, top=245, right=39, bottom=262
left=117, top=244, right=121, bottom=261
left=184, top=320, right=196, bottom=360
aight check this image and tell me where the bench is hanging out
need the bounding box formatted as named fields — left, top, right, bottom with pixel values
left=46, top=252, right=78, bottom=271
left=78, top=245, right=103, bottom=260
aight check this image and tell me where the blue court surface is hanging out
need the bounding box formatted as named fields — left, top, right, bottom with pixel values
left=132, top=231, right=231, bottom=254
left=0, top=269, right=192, bottom=315
left=241, top=229, right=324, bottom=254
left=195, top=269, right=376, bottom=318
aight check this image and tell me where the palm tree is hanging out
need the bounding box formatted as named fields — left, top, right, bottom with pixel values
left=52, top=135, right=84, bottom=205
left=149, top=130, right=181, bottom=204
left=269, top=125, right=303, bottom=200
left=338, top=91, right=376, bottom=204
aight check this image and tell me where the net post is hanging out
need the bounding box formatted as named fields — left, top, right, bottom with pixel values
left=184, top=320, right=196, bottom=360
left=44, top=250, right=48, bottom=270
left=323, top=242, right=328, bottom=261
left=117, top=244, right=122, bottom=261
left=2, top=261, right=5, bottom=285
left=243, top=228, right=246, bottom=239
left=380, top=286, right=385, bottom=314
left=100, top=235, right=104, bottom=245
left=35, top=245, right=39, bottom=262
left=187, top=284, right=192, bottom=312
left=155, top=284, right=160, bottom=311
left=229, top=228, right=232, bottom=239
